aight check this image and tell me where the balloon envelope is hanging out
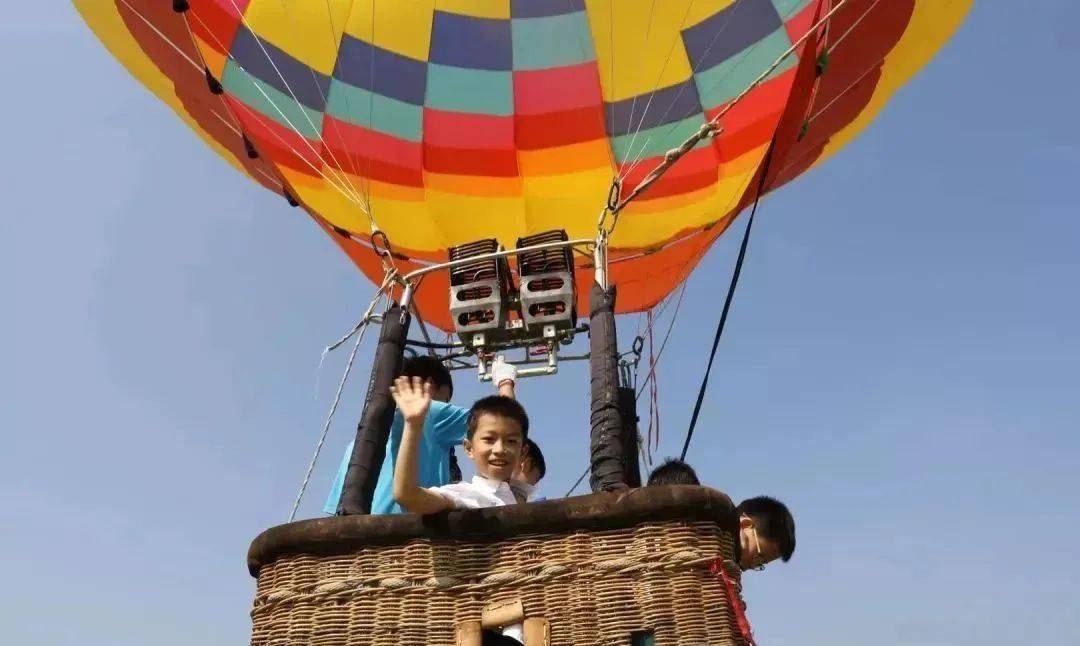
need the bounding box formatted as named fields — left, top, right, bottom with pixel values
left=74, top=0, right=970, bottom=330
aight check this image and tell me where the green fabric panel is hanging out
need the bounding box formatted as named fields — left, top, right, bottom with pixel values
left=772, top=0, right=814, bottom=19
left=325, top=80, right=423, bottom=141
left=694, top=26, right=797, bottom=109
left=424, top=63, right=513, bottom=116
left=610, top=113, right=710, bottom=163
left=511, top=12, right=595, bottom=71
left=222, top=59, right=323, bottom=140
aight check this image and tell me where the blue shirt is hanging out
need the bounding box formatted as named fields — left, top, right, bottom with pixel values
left=323, top=400, right=469, bottom=515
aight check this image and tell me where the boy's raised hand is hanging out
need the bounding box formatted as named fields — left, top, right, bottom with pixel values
left=390, top=375, right=433, bottom=425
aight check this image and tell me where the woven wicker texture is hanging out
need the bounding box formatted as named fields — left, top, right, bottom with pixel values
left=251, top=519, right=747, bottom=646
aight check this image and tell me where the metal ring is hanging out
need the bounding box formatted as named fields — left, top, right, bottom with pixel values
left=606, top=178, right=622, bottom=212
left=370, top=230, right=392, bottom=258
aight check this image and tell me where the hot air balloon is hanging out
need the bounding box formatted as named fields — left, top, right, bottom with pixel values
left=74, top=2, right=971, bottom=644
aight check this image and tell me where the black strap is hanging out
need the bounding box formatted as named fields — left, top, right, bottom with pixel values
left=680, top=144, right=776, bottom=461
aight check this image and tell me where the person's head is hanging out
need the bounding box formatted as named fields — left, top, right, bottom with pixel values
left=646, top=458, right=700, bottom=486
left=401, top=356, right=453, bottom=403
left=464, top=396, right=529, bottom=482
left=514, top=438, right=546, bottom=486
left=735, top=496, right=796, bottom=572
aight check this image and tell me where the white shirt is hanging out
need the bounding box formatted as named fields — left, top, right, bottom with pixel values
left=425, top=474, right=528, bottom=643
left=428, top=475, right=532, bottom=509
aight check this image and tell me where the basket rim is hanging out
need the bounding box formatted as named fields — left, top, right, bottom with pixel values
left=248, top=486, right=737, bottom=576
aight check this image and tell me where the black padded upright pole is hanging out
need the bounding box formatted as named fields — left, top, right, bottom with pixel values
left=617, top=386, right=642, bottom=488
left=337, top=305, right=411, bottom=515
left=589, top=282, right=627, bottom=492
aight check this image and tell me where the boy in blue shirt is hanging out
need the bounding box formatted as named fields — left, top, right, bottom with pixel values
left=324, top=355, right=517, bottom=515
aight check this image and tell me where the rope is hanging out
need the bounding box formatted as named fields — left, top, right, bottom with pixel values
left=564, top=464, right=590, bottom=498
left=646, top=310, right=660, bottom=459
left=616, top=0, right=696, bottom=184
left=679, top=143, right=775, bottom=462
left=611, top=0, right=846, bottom=219
left=181, top=11, right=369, bottom=209
left=636, top=280, right=688, bottom=399
left=223, top=0, right=367, bottom=206
left=311, top=0, right=377, bottom=219
left=618, top=0, right=750, bottom=184
left=289, top=273, right=393, bottom=522
left=189, top=2, right=396, bottom=268
left=826, top=0, right=882, bottom=55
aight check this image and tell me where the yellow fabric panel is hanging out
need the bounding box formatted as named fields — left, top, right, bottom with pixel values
left=614, top=190, right=720, bottom=248
left=520, top=165, right=614, bottom=239
left=812, top=0, right=973, bottom=169
left=343, top=0, right=435, bottom=61
left=286, top=168, right=448, bottom=251
left=281, top=167, right=370, bottom=231
left=426, top=190, right=527, bottom=249
left=71, top=0, right=253, bottom=182
left=611, top=142, right=767, bottom=247
left=242, top=0, right=350, bottom=75
left=434, top=0, right=510, bottom=20
left=368, top=190, right=447, bottom=252
left=585, top=0, right=723, bottom=102
left=623, top=183, right=718, bottom=215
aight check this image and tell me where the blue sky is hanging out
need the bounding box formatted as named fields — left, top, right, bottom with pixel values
left=2, top=3, right=1078, bottom=644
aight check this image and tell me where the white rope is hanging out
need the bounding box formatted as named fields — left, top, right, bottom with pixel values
left=826, top=0, right=881, bottom=55
left=225, top=0, right=369, bottom=207
left=310, top=0, right=391, bottom=260
left=615, top=0, right=660, bottom=174
left=310, top=0, right=381, bottom=229
left=701, top=0, right=848, bottom=131
left=184, top=11, right=370, bottom=209
left=618, top=0, right=708, bottom=183
left=124, top=0, right=347, bottom=202
left=117, top=0, right=198, bottom=67
left=620, top=0, right=810, bottom=183
left=611, top=0, right=848, bottom=218
left=636, top=280, right=688, bottom=398
left=289, top=274, right=392, bottom=522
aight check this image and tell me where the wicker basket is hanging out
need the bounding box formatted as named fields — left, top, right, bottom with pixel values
left=248, top=487, right=749, bottom=645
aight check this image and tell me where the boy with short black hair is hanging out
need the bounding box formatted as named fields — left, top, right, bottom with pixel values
left=645, top=460, right=795, bottom=572
left=646, top=458, right=700, bottom=486
left=391, top=378, right=530, bottom=644
left=515, top=438, right=546, bottom=486
left=324, top=355, right=517, bottom=515
left=510, top=438, right=546, bottom=502
left=393, top=384, right=530, bottom=512
left=735, top=496, right=796, bottom=571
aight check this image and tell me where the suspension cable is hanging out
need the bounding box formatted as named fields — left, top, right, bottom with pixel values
left=609, top=0, right=846, bottom=225
left=678, top=143, right=775, bottom=461
left=289, top=271, right=394, bottom=521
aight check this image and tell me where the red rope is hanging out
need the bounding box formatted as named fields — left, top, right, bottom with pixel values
left=710, top=558, right=756, bottom=646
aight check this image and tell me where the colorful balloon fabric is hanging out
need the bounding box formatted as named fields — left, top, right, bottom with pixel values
left=74, top=0, right=970, bottom=330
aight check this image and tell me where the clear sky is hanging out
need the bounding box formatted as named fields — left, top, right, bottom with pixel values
left=2, top=3, right=1078, bottom=645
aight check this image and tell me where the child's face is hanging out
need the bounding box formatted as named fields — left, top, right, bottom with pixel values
left=514, top=455, right=542, bottom=486
left=463, top=412, right=524, bottom=482
left=738, top=515, right=782, bottom=571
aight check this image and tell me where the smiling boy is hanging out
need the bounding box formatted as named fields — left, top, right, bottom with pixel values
left=391, top=376, right=531, bottom=644
left=391, top=376, right=530, bottom=512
